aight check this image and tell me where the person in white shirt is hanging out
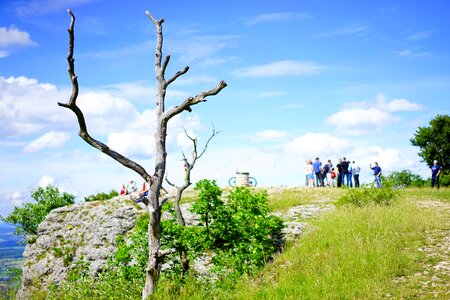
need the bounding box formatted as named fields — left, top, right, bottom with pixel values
left=352, top=161, right=361, bottom=188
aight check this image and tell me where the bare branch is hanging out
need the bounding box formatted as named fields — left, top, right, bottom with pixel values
left=160, top=195, right=175, bottom=207
left=197, top=124, right=221, bottom=160
left=165, top=80, right=227, bottom=120
left=166, top=66, right=189, bottom=86
left=58, top=9, right=152, bottom=184
left=165, top=174, right=176, bottom=187
left=158, top=248, right=176, bottom=258
left=145, top=11, right=164, bottom=69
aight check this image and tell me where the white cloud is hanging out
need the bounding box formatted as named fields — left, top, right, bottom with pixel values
left=247, top=12, right=312, bottom=25
left=232, top=60, right=323, bottom=78
left=284, top=132, right=353, bottom=158
left=0, top=50, right=9, bottom=58
left=0, top=25, right=36, bottom=48
left=169, top=35, right=242, bottom=65
left=251, top=130, right=289, bottom=141
left=23, top=131, right=71, bottom=153
left=326, top=108, right=395, bottom=136
left=38, top=175, right=55, bottom=187
left=320, top=24, right=367, bottom=37
left=279, top=103, right=304, bottom=109
left=255, top=91, right=285, bottom=99
left=376, top=94, right=423, bottom=112
left=394, top=49, right=432, bottom=58
left=107, top=131, right=155, bottom=158
left=8, top=192, right=25, bottom=207
left=327, top=94, right=423, bottom=136
left=407, top=30, right=432, bottom=41
left=0, top=76, right=72, bottom=136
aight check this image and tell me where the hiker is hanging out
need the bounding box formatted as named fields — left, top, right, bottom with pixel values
left=430, top=160, right=442, bottom=189
left=370, top=162, right=382, bottom=188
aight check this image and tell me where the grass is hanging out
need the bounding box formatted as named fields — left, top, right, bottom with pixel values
left=228, top=201, right=443, bottom=299
left=22, top=187, right=450, bottom=299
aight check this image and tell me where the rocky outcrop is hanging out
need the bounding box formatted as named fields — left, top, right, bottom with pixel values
left=16, top=191, right=335, bottom=298
left=16, top=196, right=145, bottom=299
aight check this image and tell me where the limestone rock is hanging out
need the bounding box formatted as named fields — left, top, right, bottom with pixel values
left=16, top=196, right=144, bottom=299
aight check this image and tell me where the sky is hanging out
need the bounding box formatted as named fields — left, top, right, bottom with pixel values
left=1, top=0, right=450, bottom=216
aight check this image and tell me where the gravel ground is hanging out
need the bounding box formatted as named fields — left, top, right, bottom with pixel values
left=391, top=200, right=450, bottom=299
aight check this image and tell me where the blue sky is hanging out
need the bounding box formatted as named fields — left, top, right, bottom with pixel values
left=1, top=0, right=450, bottom=216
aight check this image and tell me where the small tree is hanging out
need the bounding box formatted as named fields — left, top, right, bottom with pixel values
left=165, top=126, right=220, bottom=273
left=383, top=170, right=426, bottom=188
left=58, top=9, right=226, bottom=298
left=410, top=114, right=450, bottom=174
left=0, top=185, right=75, bottom=237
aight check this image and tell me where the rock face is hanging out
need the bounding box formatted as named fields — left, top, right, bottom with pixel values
left=16, top=190, right=335, bottom=298
left=16, top=196, right=145, bottom=299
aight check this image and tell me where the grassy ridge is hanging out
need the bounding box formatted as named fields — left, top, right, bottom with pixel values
left=230, top=202, right=442, bottom=299
left=20, top=188, right=450, bottom=299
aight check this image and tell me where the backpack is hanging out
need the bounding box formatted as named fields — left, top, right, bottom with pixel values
left=331, top=171, right=336, bottom=179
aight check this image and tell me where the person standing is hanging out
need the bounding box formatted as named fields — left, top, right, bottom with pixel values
left=370, top=162, right=382, bottom=188
left=304, top=160, right=310, bottom=187
left=341, top=157, right=349, bottom=187
left=324, top=160, right=332, bottom=187
left=126, top=179, right=138, bottom=194
left=336, top=159, right=343, bottom=187
left=430, top=160, right=442, bottom=189
left=347, top=159, right=353, bottom=187
left=306, top=160, right=315, bottom=188
left=330, top=168, right=337, bottom=187
left=313, top=157, right=323, bottom=187
left=352, top=161, right=361, bottom=188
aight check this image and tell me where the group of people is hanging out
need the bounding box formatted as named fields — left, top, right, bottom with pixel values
left=304, top=157, right=383, bottom=188
left=119, top=179, right=149, bottom=203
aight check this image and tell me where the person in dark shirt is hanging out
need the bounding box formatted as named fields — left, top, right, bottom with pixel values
left=336, top=159, right=343, bottom=187
left=370, top=162, right=382, bottom=188
left=430, top=160, right=442, bottom=189
left=341, top=157, right=349, bottom=187
left=313, top=157, right=324, bottom=187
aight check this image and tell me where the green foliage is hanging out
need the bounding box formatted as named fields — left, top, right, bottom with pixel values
left=84, top=189, right=118, bottom=202
left=228, top=197, right=448, bottom=300
left=189, top=180, right=284, bottom=277
left=410, top=114, right=450, bottom=173
left=383, top=169, right=427, bottom=188
left=112, top=213, right=149, bottom=280
left=0, top=267, right=22, bottom=299
left=439, top=174, right=450, bottom=187
left=0, top=185, right=75, bottom=237
left=337, top=184, right=398, bottom=207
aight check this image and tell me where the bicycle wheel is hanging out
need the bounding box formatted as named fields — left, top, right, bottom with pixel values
left=228, top=177, right=236, bottom=187
left=249, top=177, right=257, bottom=187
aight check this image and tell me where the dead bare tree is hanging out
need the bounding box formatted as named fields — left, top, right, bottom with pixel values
left=58, top=9, right=227, bottom=299
left=165, top=126, right=220, bottom=272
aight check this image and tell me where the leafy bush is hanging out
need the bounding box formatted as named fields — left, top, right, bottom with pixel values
left=439, top=173, right=450, bottom=187
left=383, top=170, right=427, bottom=188
left=189, top=180, right=284, bottom=277
left=32, top=181, right=283, bottom=299
left=0, top=185, right=75, bottom=237
left=337, top=183, right=398, bottom=207
left=84, top=189, right=118, bottom=202
left=115, top=179, right=284, bottom=281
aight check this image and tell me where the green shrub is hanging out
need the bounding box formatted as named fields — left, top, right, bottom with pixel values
left=439, top=173, right=450, bottom=187
left=84, top=189, right=118, bottom=202
left=383, top=169, right=427, bottom=188
left=0, top=185, right=75, bottom=237
left=337, top=184, right=398, bottom=207
left=189, top=180, right=284, bottom=277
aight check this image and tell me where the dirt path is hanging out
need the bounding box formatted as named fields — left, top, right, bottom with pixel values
left=393, top=200, right=450, bottom=299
